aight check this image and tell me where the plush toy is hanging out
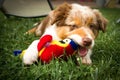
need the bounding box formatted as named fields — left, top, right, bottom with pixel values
left=37, top=35, right=79, bottom=63
left=14, top=35, right=79, bottom=64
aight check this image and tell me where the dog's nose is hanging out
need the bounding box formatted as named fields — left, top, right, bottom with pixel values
left=83, top=38, right=92, bottom=46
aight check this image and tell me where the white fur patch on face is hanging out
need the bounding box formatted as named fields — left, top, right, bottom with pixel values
left=82, top=27, right=95, bottom=48
left=86, top=33, right=95, bottom=48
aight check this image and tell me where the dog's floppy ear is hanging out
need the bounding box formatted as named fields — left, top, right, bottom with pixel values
left=35, top=3, right=71, bottom=36
left=93, top=9, right=108, bottom=32
left=51, top=3, right=72, bottom=26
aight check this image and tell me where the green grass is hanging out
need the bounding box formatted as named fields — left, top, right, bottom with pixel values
left=0, top=8, right=120, bottom=80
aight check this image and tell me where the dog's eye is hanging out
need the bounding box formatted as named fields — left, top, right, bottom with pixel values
left=90, top=24, right=95, bottom=31
left=90, top=24, right=94, bottom=29
left=69, top=25, right=78, bottom=31
left=72, top=25, right=78, bottom=28
left=90, top=24, right=98, bottom=35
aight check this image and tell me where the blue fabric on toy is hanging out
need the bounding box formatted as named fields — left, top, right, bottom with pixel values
left=13, top=50, right=22, bottom=56
left=70, top=39, right=79, bottom=50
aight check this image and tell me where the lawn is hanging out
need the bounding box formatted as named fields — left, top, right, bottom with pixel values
left=0, top=8, right=120, bottom=80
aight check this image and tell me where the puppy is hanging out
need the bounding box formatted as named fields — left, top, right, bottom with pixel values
left=26, top=3, right=108, bottom=65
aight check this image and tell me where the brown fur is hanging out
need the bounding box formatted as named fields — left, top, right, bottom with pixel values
left=35, top=16, right=51, bottom=36
left=56, top=26, right=71, bottom=39
left=88, top=9, right=108, bottom=38
left=93, top=10, right=108, bottom=33
left=27, top=3, right=108, bottom=39
left=51, top=3, right=72, bottom=26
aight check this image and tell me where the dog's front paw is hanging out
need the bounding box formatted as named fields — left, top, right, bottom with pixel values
left=82, top=57, right=92, bottom=65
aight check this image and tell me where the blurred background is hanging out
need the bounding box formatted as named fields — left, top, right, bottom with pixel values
left=0, top=0, right=120, bottom=17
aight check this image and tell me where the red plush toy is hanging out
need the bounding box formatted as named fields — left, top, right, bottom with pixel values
left=37, top=35, right=79, bottom=63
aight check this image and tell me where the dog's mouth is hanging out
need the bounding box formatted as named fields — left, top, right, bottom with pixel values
left=69, top=38, right=89, bottom=57
left=70, top=39, right=88, bottom=57
left=79, top=46, right=88, bottom=57
left=72, top=40, right=88, bottom=57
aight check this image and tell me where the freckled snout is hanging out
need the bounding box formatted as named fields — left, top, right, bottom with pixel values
left=82, top=38, right=92, bottom=47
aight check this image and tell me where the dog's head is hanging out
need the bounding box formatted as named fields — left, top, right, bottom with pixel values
left=44, top=3, right=108, bottom=57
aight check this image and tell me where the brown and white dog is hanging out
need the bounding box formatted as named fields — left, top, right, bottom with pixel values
left=27, top=3, right=108, bottom=65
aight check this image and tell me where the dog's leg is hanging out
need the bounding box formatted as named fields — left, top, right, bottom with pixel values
left=26, top=22, right=44, bottom=36
left=26, top=22, right=41, bottom=35
left=35, top=23, right=44, bottom=36
left=26, top=27, right=37, bottom=35
left=81, top=49, right=92, bottom=65
left=35, top=16, right=52, bottom=36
